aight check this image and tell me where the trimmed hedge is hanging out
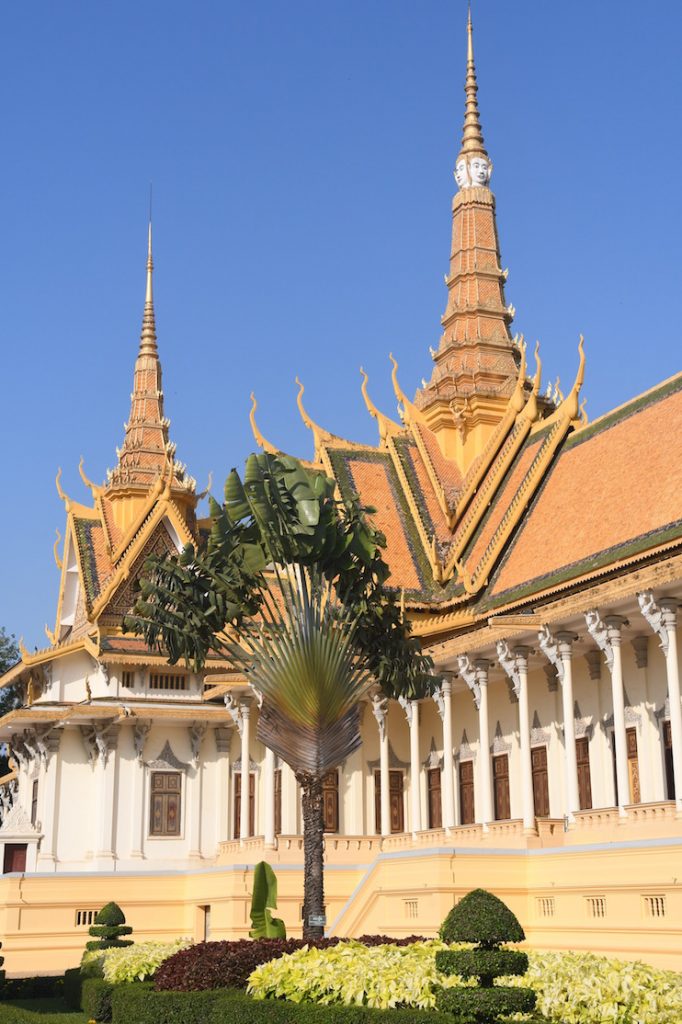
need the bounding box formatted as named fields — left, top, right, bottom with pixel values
left=112, top=984, right=453, bottom=1024
left=435, top=985, right=537, bottom=1022
left=0, top=974, right=64, bottom=1000
left=0, top=998, right=85, bottom=1024
left=435, top=948, right=528, bottom=983
left=63, top=967, right=82, bottom=1010
left=81, top=976, right=115, bottom=1022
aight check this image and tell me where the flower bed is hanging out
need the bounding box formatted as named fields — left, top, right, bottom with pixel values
left=248, top=941, right=682, bottom=1023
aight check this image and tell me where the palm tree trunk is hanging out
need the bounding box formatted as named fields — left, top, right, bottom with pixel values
left=298, top=772, right=325, bottom=942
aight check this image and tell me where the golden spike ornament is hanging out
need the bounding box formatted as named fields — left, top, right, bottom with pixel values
left=458, top=6, right=489, bottom=163
left=532, top=341, right=542, bottom=395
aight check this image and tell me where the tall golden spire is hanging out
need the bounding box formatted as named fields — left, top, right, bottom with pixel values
left=139, top=221, right=158, bottom=357
left=458, top=6, right=489, bottom=163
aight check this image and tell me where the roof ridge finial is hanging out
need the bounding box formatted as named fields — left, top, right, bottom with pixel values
left=139, top=189, right=158, bottom=357
left=455, top=4, right=491, bottom=189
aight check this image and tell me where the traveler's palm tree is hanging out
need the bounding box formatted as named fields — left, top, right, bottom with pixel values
left=126, top=453, right=434, bottom=940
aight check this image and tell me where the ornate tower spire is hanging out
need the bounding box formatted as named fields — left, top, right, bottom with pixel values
left=106, top=223, right=195, bottom=515
left=139, top=221, right=158, bottom=357
left=415, top=7, right=522, bottom=467
left=457, top=6, right=489, bottom=167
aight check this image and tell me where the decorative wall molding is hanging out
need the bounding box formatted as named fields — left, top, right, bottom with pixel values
left=490, top=721, right=512, bottom=755
left=367, top=741, right=410, bottom=773
left=422, top=738, right=443, bottom=771
left=0, top=802, right=41, bottom=839
left=530, top=711, right=551, bottom=747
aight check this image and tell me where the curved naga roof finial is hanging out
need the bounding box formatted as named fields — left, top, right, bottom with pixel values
left=196, top=471, right=214, bottom=500
left=296, top=377, right=335, bottom=462
left=55, top=468, right=71, bottom=511
left=249, top=393, right=280, bottom=455
left=532, top=340, right=542, bottom=395
left=545, top=335, right=586, bottom=426
left=389, top=353, right=426, bottom=426
left=53, top=529, right=63, bottom=570
left=78, top=457, right=100, bottom=497
left=360, top=367, right=402, bottom=445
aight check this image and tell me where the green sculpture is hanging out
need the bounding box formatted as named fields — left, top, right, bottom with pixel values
left=434, top=888, right=536, bottom=1023
left=249, top=861, right=286, bottom=939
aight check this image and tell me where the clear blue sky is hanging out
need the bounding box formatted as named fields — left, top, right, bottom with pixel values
left=1, top=1, right=681, bottom=649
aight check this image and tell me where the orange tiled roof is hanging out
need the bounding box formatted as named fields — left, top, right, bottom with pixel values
left=485, top=375, right=682, bottom=607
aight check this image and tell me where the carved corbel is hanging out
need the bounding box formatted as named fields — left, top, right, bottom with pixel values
left=133, top=720, right=152, bottom=762
left=224, top=694, right=244, bottom=738
left=457, top=654, right=482, bottom=709
left=638, top=591, right=678, bottom=656
left=632, top=636, right=649, bottom=670
left=538, top=626, right=564, bottom=683
left=214, top=726, right=232, bottom=754
left=585, top=610, right=628, bottom=672
left=80, top=722, right=119, bottom=767
left=584, top=649, right=602, bottom=681
left=188, top=722, right=208, bottom=766
left=371, top=692, right=388, bottom=741
left=398, top=695, right=413, bottom=727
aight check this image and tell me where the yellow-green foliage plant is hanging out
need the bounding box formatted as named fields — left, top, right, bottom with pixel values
left=247, top=940, right=682, bottom=1022
left=81, top=938, right=190, bottom=983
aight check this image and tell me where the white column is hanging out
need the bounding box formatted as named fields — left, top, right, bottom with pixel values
left=586, top=611, right=629, bottom=817
left=458, top=655, right=492, bottom=828
left=36, top=730, right=61, bottom=869
left=189, top=723, right=207, bottom=859
left=264, top=746, right=276, bottom=847
left=94, top=726, right=119, bottom=868
left=240, top=700, right=252, bottom=841
left=661, top=602, right=682, bottom=816
left=399, top=698, right=421, bottom=834
left=130, top=721, right=151, bottom=859
left=372, top=693, right=390, bottom=836
left=215, top=727, right=232, bottom=846
left=639, top=593, right=682, bottom=815
left=498, top=642, right=534, bottom=833
left=476, top=661, right=493, bottom=828
left=557, top=632, right=580, bottom=820
left=433, top=682, right=455, bottom=829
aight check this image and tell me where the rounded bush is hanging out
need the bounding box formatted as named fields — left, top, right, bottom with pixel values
left=435, top=984, right=536, bottom=1022
left=436, top=948, right=529, bottom=982
left=439, top=889, right=524, bottom=948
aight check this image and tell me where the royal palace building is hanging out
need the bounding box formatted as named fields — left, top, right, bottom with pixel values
left=1, top=13, right=681, bottom=974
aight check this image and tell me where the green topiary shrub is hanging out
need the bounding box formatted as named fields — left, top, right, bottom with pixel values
left=438, top=889, right=524, bottom=948
left=434, top=889, right=535, bottom=1023
left=86, top=902, right=134, bottom=951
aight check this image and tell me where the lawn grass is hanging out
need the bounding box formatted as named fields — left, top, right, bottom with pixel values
left=0, top=996, right=87, bottom=1022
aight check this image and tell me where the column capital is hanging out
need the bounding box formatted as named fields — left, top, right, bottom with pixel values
left=556, top=630, right=578, bottom=658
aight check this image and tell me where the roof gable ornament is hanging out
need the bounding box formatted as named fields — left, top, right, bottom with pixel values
left=249, top=393, right=281, bottom=455
left=360, top=368, right=402, bottom=446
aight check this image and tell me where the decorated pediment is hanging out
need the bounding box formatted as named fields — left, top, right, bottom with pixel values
left=0, top=803, right=41, bottom=839
left=147, top=740, right=189, bottom=772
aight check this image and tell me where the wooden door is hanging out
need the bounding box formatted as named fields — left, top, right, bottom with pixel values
left=627, top=727, right=641, bottom=804
left=428, top=768, right=442, bottom=829
left=663, top=721, right=675, bottom=800
left=531, top=746, right=549, bottom=817
left=459, top=760, right=475, bottom=825
left=374, top=770, right=404, bottom=833
left=576, top=737, right=592, bottom=810
left=234, top=773, right=255, bottom=839
left=322, top=771, right=339, bottom=833
left=493, top=754, right=511, bottom=821
left=3, top=843, right=27, bottom=873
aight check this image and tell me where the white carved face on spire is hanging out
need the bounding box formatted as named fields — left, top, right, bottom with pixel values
left=469, top=156, right=491, bottom=186
left=454, top=159, right=470, bottom=189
